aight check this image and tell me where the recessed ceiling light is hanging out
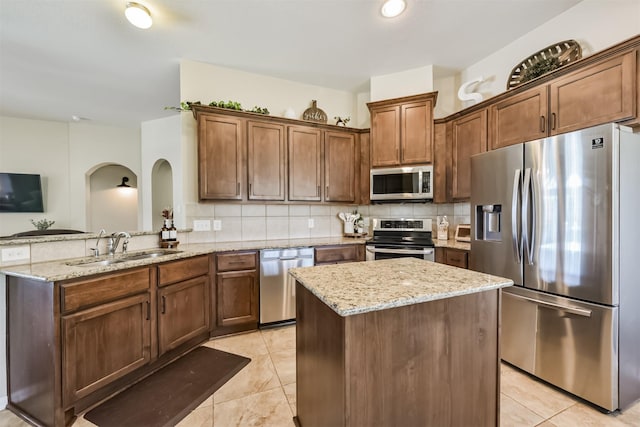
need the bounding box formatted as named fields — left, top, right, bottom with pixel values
left=125, top=2, right=152, bottom=29
left=381, top=0, right=406, bottom=18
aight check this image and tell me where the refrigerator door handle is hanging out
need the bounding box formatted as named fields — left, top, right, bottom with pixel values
left=512, top=168, right=522, bottom=264
left=522, top=168, right=534, bottom=265
left=515, top=294, right=592, bottom=317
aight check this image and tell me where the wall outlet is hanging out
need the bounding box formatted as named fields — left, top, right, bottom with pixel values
left=213, top=220, right=222, bottom=231
left=308, top=218, right=315, bottom=229
left=193, top=219, right=211, bottom=232
left=1, top=246, right=30, bottom=262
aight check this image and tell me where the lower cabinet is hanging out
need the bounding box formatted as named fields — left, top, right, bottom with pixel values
left=315, top=244, right=365, bottom=265
left=213, top=251, right=259, bottom=336
left=436, top=247, right=470, bottom=269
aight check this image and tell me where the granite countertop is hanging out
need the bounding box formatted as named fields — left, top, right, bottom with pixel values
left=289, top=257, right=512, bottom=317
left=0, top=236, right=367, bottom=282
left=433, top=239, right=471, bottom=251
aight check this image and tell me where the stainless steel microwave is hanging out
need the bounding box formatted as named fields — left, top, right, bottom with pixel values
left=370, top=165, right=433, bottom=202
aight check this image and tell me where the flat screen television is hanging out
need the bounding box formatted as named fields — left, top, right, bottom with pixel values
left=0, top=173, right=44, bottom=212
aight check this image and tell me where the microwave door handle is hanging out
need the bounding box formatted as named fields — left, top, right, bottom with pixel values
left=512, top=169, right=522, bottom=264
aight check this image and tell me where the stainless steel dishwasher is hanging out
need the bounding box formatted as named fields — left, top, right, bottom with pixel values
left=259, top=247, right=314, bottom=325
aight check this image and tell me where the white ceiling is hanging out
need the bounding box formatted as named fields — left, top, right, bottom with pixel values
left=0, top=0, right=582, bottom=128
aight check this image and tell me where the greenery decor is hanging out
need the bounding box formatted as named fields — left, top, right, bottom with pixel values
left=507, top=40, right=582, bottom=90
left=165, top=100, right=270, bottom=115
left=31, top=218, right=55, bottom=230
left=521, top=56, right=561, bottom=83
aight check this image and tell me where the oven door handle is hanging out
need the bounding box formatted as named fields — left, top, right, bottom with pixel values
left=366, top=247, right=434, bottom=255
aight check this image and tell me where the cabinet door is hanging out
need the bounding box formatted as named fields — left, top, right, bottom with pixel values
left=247, top=121, right=286, bottom=200
left=198, top=113, right=244, bottom=200
left=550, top=50, right=636, bottom=135
left=370, top=106, right=400, bottom=167
left=401, top=100, right=434, bottom=164
left=216, top=270, right=258, bottom=328
left=158, top=276, right=210, bottom=356
left=62, top=294, right=151, bottom=404
left=359, top=132, right=371, bottom=205
left=489, top=86, right=548, bottom=150
left=433, top=121, right=449, bottom=203
left=288, top=126, right=322, bottom=201
left=324, top=131, right=357, bottom=203
left=451, top=109, right=487, bottom=200
left=315, top=244, right=364, bottom=265
left=444, top=248, right=469, bottom=269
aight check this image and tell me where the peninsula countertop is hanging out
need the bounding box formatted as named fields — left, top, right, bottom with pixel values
left=289, top=257, right=512, bottom=317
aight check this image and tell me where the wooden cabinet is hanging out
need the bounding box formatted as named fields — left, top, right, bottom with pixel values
left=359, top=131, right=371, bottom=205
left=288, top=126, right=322, bottom=201
left=433, top=121, right=448, bottom=203
left=198, top=113, right=244, bottom=200
left=368, top=92, right=437, bottom=168
left=549, top=50, right=636, bottom=135
left=315, top=244, right=365, bottom=265
left=157, top=256, right=211, bottom=357
left=214, top=251, right=259, bottom=336
left=247, top=120, right=286, bottom=201
left=324, top=131, right=357, bottom=202
left=435, top=247, right=469, bottom=269
left=490, top=50, right=637, bottom=149
left=489, top=86, right=547, bottom=150
left=451, top=109, right=488, bottom=200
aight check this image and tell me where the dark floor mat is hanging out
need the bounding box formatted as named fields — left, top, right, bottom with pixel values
left=84, top=346, right=250, bottom=427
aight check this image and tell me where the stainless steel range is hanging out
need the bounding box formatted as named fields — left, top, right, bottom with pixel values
left=365, top=218, right=435, bottom=262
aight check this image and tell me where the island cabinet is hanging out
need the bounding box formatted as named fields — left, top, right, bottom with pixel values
left=213, top=251, right=259, bottom=337
left=247, top=120, right=286, bottom=201
left=198, top=112, right=245, bottom=200
left=490, top=49, right=636, bottom=150
left=156, top=255, right=211, bottom=356
left=291, top=258, right=511, bottom=427
left=435, top=247, right=470, bottom=269
left=367, top=92, right=437, bottom=167
left=288, top=126, right=322, bottom=201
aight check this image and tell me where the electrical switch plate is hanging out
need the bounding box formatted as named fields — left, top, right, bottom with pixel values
left=308, top=218, right=315, bottom=228
left=1, top=246, right=30, bottom=262
left=193, top=219, right=211, bottom=231
left=213, top=220, right=222, bottom=231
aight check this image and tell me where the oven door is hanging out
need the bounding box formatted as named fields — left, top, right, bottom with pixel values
left=366, top=245, right=435, bottom=262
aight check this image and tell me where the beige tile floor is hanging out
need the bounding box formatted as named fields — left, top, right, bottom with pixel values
left=1, top=324, right=639, bottom=426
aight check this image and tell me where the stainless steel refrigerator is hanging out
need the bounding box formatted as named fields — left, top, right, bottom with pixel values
left=471, top=123, right=640, bottom=411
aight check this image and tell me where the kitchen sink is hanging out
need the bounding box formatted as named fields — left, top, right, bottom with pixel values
left=67, top=249, right=182, bottom=267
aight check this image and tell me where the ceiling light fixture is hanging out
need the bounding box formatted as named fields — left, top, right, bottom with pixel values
left=125, top=2, right=152, bottom=29
left=381, top=0, right=406, bottom=18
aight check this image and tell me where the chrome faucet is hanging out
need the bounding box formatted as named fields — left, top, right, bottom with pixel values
left=90, top=229, right=106, bottom=257
left=108, top=231, right=131, bottom=255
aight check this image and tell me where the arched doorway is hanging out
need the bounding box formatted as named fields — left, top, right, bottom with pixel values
left=151, top=159, right=173, bottom=232
left=87, top=164, right=138, bottom=232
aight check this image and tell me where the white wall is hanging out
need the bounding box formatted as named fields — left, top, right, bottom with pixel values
left=460, top=0, right=640, bottom=102
left=141, top=115, right=182, bottom=230
left=89, top=165, right=138, bottom=232
left=370, top=65, right=434, bottom=102
left=0, top=117, right=70, bottom=236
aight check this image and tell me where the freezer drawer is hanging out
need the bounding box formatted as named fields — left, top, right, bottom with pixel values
left=502, top=287, right=619, bottom=411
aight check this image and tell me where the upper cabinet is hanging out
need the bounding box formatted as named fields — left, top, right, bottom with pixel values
left=247, top=120, right=286, bottom=201
left=194, top=107, right=363, bottom=204
left=324, top=131, right=357, bottom=203
left=368, top=92, right=437, bottom=168
left=198, top=113, right=244, bottom=200
left=490, top=49, right=637, bottom=149
left=288, top=126, right=322, bottom=202
left=451, top=109, right=488, bottom=200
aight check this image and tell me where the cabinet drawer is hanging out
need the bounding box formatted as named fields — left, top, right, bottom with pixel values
left=158, top=255, right=210, bottom=287
left=216, top=252, right=257, bottom=272
left=445, top=249, right=469, bottom=269
left=61, top=268, right=151, bottom=314
left=315, top=245, right=361, bottom=264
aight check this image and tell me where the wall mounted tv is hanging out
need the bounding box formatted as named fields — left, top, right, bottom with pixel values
left=0, top=173, right=44, bottom=213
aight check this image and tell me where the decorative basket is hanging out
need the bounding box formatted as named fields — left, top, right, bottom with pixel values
left=507, top=40, right=582, bottom=90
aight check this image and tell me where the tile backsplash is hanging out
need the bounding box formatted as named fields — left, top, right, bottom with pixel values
left=186, top=202, right=471, bottom=243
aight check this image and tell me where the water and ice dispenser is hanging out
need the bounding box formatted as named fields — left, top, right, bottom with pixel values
left=475, top=204, right=502, bottom=241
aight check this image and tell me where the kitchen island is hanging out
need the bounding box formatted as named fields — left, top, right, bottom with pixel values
left=289, top=257, right=513, bottom=427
